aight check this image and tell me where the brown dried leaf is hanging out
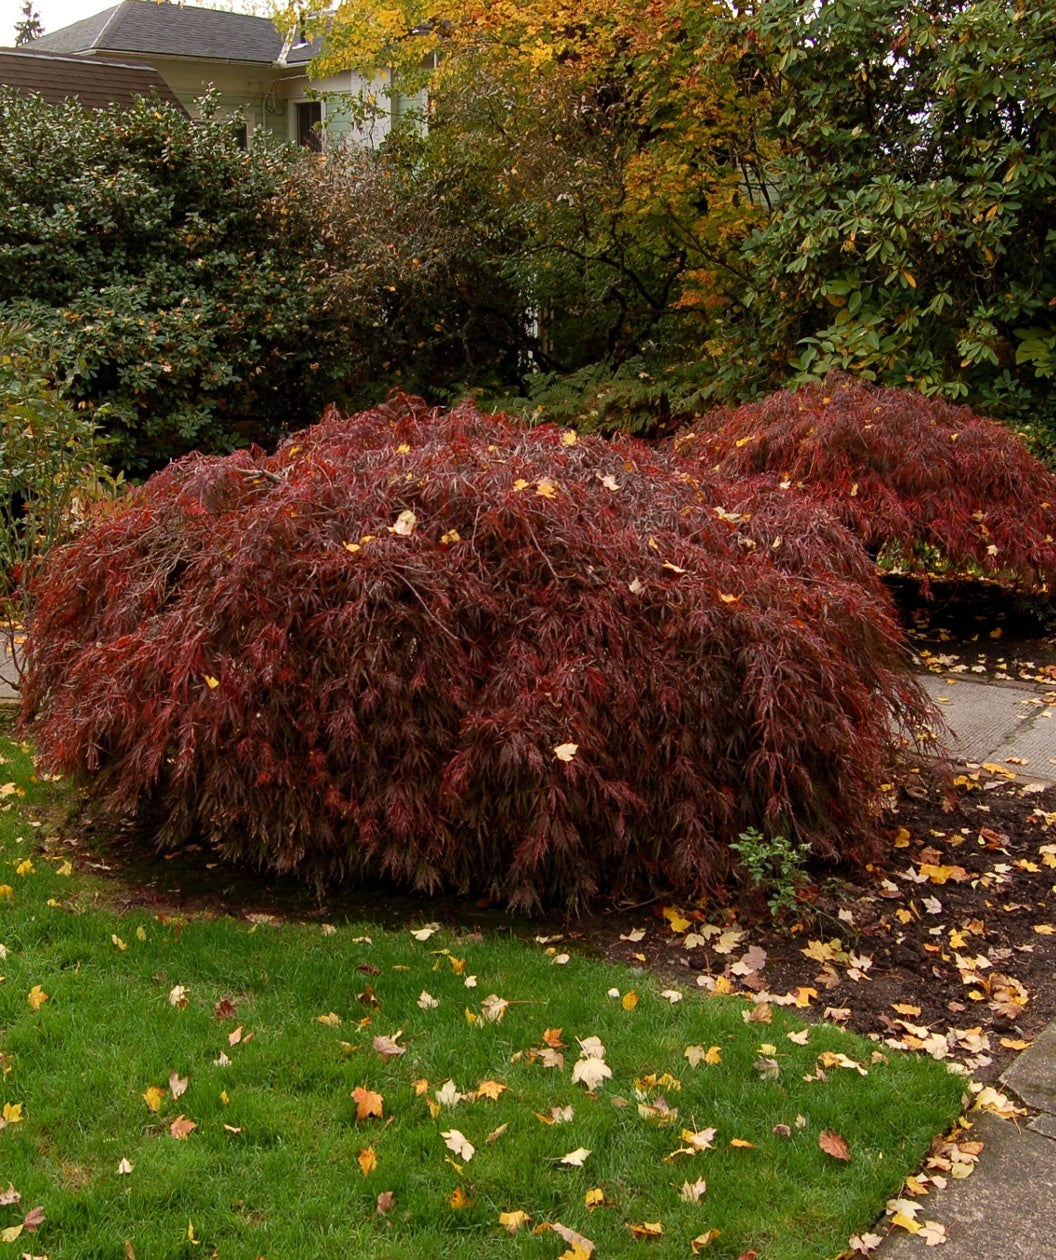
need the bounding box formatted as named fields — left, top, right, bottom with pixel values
left=169, top=1116, right=197, bottom=1140
left=372, top=1031, right=406, bottom=1061
left=819, top=1129, right=851, bottom=1161
left=22, top=1205, right=45, bottom=1233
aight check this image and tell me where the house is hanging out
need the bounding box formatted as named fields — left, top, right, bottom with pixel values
left=21, top=0, right=419, bottom=147
left=0, top=46, right=187, bottom=112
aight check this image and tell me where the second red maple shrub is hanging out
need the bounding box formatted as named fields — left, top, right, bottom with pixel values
left=22, top=396, right=933, bottom=910
left=673, top=375, right=1056, bottom=591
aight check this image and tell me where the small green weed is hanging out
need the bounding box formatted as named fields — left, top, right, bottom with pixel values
left=0, top=742, right=965, bottom=1259
left=730, top=827, right=813, bottom=918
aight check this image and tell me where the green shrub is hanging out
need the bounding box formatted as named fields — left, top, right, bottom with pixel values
left=0, top=89, right=344, bottom=474
left=0, top=322, right=118, bottom=674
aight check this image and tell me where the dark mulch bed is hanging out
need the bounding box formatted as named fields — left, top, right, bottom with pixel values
left=48, top=576, right=1056, bottom=1086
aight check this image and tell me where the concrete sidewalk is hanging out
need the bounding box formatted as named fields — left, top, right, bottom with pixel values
left=877, top=670, right=1056, bottom=1257
left=0, top=638, right=19, bottom=704
left=874, top=1026, right=1056, bottom=1258
left=920, top=670, right=1056, bottom=785
left=0, top=639, right=18, bottom=704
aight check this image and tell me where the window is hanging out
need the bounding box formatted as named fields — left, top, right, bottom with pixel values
left=230, top=123, right=248, bottom=150
left=296, top=100, right=322, bottom=151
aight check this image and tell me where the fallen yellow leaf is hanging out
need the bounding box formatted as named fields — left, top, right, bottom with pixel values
left=662, top=907, right=692, bottom=933
left=388, top=509, right=417, bottom=536
left=27, top=985, right=48, bottom=1011
left=691, top=1229, right=721, bottom=1252
left=891, top=1212, right=921, bottom=1234
left=358, top=1146, right=377, bottom=1176
left=143, top=1086, right=165, bottom=1113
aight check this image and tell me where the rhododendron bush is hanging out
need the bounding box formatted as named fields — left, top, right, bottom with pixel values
left=673, top=377, right=1056, bottom=591
left=21, top=397, right=933, bottom=910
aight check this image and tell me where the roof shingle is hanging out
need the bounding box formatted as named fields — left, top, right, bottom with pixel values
left=30, top=1, right=284, bottom=65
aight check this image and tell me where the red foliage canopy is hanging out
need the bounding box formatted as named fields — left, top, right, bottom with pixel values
left=673, top=376, right=1056, bottom=591
left=22, top=396, right=934, bottom=911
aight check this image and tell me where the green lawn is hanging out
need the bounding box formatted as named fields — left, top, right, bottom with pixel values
left=0, top=738, right=964, bottom=1259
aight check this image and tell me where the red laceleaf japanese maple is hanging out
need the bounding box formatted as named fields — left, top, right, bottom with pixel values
left=21, top=395, right=933, bottom=910
left=673, top=375, right=1056, bottom=591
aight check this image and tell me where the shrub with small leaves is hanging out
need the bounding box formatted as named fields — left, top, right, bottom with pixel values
left=0, top=321, right=119, bottom=677
left=673, top=375, right=1056, bottom=591
left=0, top=88, right=342, bottom=474
left=22, top=396, right=933, bottom=911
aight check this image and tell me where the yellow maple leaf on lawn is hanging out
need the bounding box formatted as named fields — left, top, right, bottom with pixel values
left=143, top=1086, right=165, bottom=1113
left=498, top=1209, right=530, bottom=1233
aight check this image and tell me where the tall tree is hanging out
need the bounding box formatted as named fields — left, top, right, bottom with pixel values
left=723, top=0, right=1056, bottom=428
left=288, top=0, right=1056, bottom=438
left=282, top=0, right=776, bottom=424
left=14, top=0, right=43, bottom=45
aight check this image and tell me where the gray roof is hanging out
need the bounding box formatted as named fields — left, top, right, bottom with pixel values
left=284, top=34, right=325, bottom=66
left=0, top=47, right=188, bottom=111
left=30, top=1, right=285, bottom=65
